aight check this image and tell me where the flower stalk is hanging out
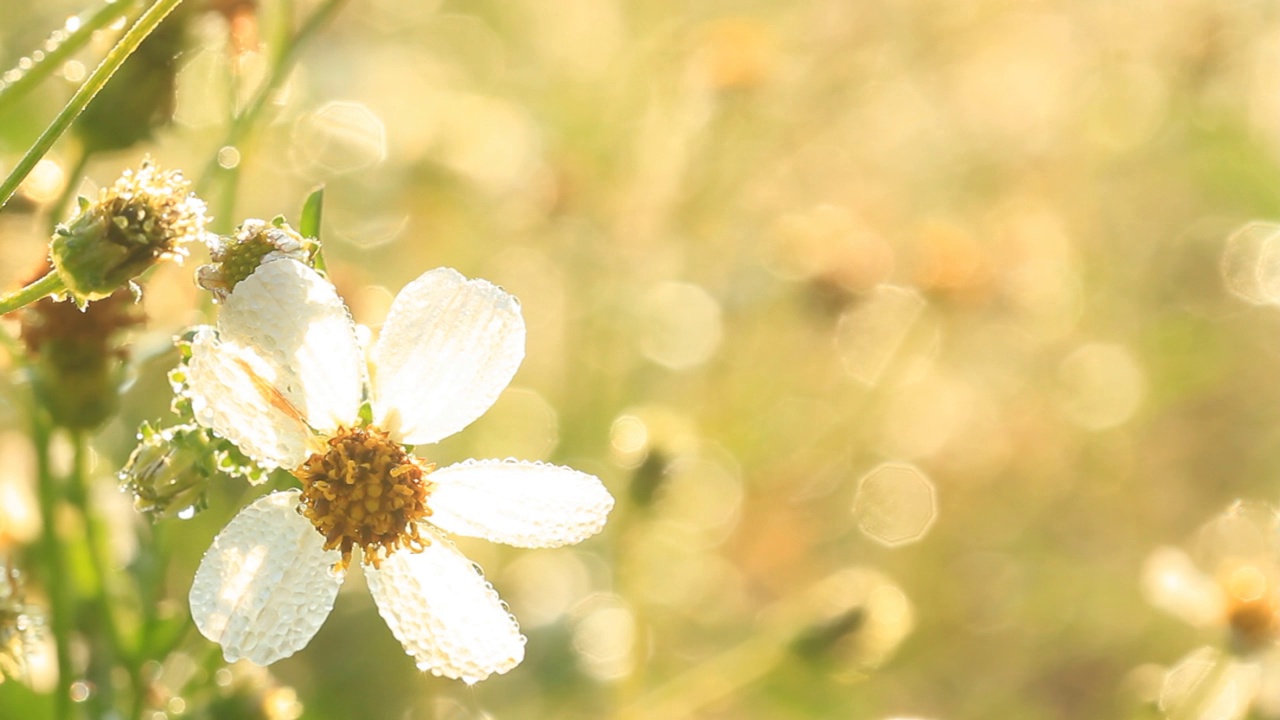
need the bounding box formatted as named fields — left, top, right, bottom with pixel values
left=0, top=0, right=187, bottom=212
left=0, top=271, right=65, bottom=317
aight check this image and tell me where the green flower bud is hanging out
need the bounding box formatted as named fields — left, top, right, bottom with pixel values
left=119, top=422, right=208, bottom=520
left=50, top=161, right=209, bottom=305
left=197, top=218, right=314, bottom=302
left=120, top=419, right=270, bottom=520
left=18, top=274, right=143, bottom=429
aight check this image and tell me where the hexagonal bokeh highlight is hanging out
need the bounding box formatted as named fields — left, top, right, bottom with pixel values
left=852, top=463, right=937, bottom=547
left=291, top=101, right=387, bottom=177
left=1222, top=222, right=1280, bottom=306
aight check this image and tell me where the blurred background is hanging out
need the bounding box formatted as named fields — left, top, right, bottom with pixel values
left=5, top=0, right=1280, bottom=718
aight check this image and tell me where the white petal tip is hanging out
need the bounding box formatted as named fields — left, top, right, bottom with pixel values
left=427, top=460, right=615, bottom=548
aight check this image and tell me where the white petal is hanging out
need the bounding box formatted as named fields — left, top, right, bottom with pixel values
left=366, top=528, right=525, bottom=683
left=217, top=258, right=363, bottom=435
left=370, top=268, right=525, bottom=445
left=428, top=460, right=614, bottom=548
left=187, top=327, right=311, bottom=470
left=189, top=491, right=343, bottom=666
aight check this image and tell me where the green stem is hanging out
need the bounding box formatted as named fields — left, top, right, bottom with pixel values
left=68, top=430, right=135, bottom=715
left=0, top=270, right=65, bottom=316
left=49, top=148, right=91, bottom=232
left=0, top=0, right=140, bottom=113
left=0, top=0, right=186, bottom=212
left=195, top=0, right=351, bottom=204
left=33, top=417, right=74, bottom=720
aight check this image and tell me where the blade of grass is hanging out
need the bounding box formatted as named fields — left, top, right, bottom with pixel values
left=0, top=0, right=186, bottom=212
left=0, top=0, right=141, bottom=113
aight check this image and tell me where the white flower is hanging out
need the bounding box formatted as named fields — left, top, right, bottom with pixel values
left=184, top=259, right=614, bottom=683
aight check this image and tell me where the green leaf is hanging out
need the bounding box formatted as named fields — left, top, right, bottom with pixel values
left=300, top=186, right=325, bottom=240
left=300, top=186, right=328, bottom=274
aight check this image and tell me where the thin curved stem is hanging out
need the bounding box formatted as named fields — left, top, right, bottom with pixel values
left=0, top=0, right=186, bottom=212
left=0, top=0, right=141, bottom=113
left=69, top=430, right=135, bottom=713
left=33, top=418, right=73, bottom=720
left=195, top=0, right=351, bottom=211
left=49, top=148, right=91, bottom=232
left=0, top=270, right=65, bottom=316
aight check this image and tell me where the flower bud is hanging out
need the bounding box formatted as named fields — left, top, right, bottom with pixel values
left=197, top=218, right=313, bottom=303
left=120, top=419, right=270, bottom=520
left=18, top=268, right=144, bottom=428
left=50, top=161, right=208, bottom=306
left=120, top=423, right=208, bottom=519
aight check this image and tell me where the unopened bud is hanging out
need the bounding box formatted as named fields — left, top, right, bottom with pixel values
left=197, top=218, right=313, bottom=302
left=120, top=422, right=209, bottom=519
left=18, top=269, right=144, bottom=428
left=50, top=161, right=208, bottom=306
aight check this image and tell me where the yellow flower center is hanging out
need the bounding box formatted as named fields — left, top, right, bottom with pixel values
left=295, top=426, right=434, bottom=570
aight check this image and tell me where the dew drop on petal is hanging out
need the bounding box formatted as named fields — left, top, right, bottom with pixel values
left=852, top=463, right=937, bottom=547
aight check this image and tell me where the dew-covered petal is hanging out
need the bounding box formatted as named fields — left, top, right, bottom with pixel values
left=187, top=327, right=311, bottom=470
left=366, top=528, right=524, bottom=683
left=370, top=268, right=524, bottom=445
left=427, top=459, right=614, bottom=548
left=216, top=258, right=363, bottom=435
left=189, top=491, right=343, bottom=666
